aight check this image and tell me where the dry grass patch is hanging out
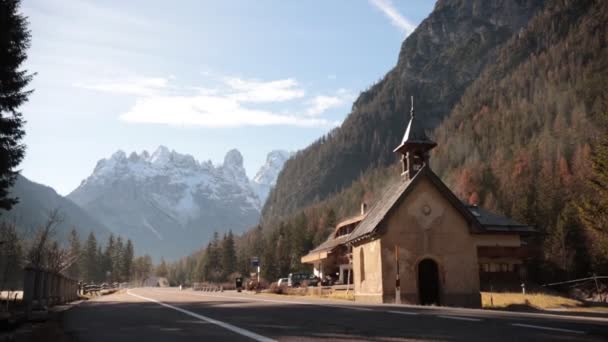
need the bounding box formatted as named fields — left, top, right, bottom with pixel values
left=323, top=291, right=355, bottom=301
left=482, top=291, right=583, bottom=310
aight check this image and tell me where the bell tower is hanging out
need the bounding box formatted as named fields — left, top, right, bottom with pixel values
left=393, top=97, right=437, bottom=180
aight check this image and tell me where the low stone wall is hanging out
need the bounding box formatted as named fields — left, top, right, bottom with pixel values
left=282, top=285, right=355, bottom=298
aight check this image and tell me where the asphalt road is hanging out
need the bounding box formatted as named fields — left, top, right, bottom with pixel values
left=62, top=288, right=608, bottom=341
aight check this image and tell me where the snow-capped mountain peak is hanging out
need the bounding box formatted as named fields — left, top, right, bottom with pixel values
left=150, top=145, right=171, bottom=165
left=68, top=146, right=290, bottom=260
left=222, top=149, right=248, bottom=183
left=251, top=150, right=290, bottom=201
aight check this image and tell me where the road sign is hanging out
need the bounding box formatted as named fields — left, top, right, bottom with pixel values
left=251, top=257, right=260, bottom=267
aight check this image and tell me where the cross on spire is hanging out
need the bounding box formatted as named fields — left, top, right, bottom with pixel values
left=393, top=95, right=437, bottom=180
left=411, top=96, right=414, bottom=118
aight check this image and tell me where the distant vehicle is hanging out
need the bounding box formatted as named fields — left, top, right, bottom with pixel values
left=277, top=278, right=288, bottom=287
left=287, top=272, right=312, bottom=287
left=308, top=276, right=320, bottom=287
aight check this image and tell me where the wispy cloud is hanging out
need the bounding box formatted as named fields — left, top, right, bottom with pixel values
left=224, top=77, right=305, bottom=103
left=369, top=0, right=416, bottom=36
left=306, top=89, right=354, bottom=116
left=120, top=95, right=334, bottom=128
left=75, top=77, right=170, bottom=97
left=77, top=75, right=347, bottom=128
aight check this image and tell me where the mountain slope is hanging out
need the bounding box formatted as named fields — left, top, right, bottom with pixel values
left=241, top=0, right=608, bottom=281
left=430, top=0, right=608, bottom=276
left=1, top=175, right=111, bottom=241
left=262, top=0, right=545, bottom=223
left=68, top=147, right=287, bottom=260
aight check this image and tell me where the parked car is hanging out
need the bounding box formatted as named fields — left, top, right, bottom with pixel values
left=277, top=278, right=288, bottom=287
left=307, top=275, right=320, bottom=287
left=288, top=272, right=312, bottom=287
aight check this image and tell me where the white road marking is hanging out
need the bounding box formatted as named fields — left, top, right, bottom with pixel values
left=438, top=315, right=482, bottom=322
left=179, top=290, right=377, bottom=313
left=159, top=328, right=182, bottom=332
left=185, top=291, right=309, bottom=305
left=127, top=290, right=276, bottom=342
left=387, top=310, right=419, bottom=315
left=511, top=323, right=586, bottom=335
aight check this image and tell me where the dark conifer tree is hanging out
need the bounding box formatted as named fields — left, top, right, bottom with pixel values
left=221, top=230, right=237, bottom=280
left=0, top=0, right=33, bottom=210
left=66, top=228, right=81, bottom=280
left=122, top=239, right=134, bottom=281
left=82, top=232, right=98, bottom=282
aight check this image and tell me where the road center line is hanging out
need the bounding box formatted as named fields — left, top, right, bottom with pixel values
left=326, top=305, right=374, bottom=312
left=179, top=291, right=309, bottom=305
left=127, top=290, right=276, bottom=342
left=387, top=310, right=419, bottom=315
left=511, top=323, right=586, bottom=334
left=438, top=315, right=482, bottom=322
left=178, top=290, right=377, bottom=313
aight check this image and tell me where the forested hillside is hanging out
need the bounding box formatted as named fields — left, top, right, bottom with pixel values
left=262, top=0, right=545, bottom=223
left=433, top=0, right=608, bottom=278
left=2, top=175, right=111, bottom=241
left=167, top=0, right=608, bottom=285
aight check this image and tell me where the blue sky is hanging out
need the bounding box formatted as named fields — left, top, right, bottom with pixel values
left=19, top=0, right=435, bottom=195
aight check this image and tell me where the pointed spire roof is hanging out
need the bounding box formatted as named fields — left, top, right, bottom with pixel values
left=393, top=96, right=437, bottom=153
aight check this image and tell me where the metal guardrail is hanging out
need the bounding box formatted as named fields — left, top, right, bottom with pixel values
left=542, top=275, right=607, bottom=302
left=81, top=282, right=124, bottom=295
left=22, top=266, right=79, bottom=317
left=192, top=283, right=236, bottom=292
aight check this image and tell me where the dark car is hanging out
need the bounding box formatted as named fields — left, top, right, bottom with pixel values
left=287, top=272, right=313, bottom=287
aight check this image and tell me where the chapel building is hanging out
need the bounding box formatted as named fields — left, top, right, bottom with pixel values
left=302, top=100, right=533, bottom=307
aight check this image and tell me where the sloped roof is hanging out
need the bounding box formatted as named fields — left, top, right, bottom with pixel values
left=307, top=233, right=351, bottom=255
left=336, top=214, right=366, bottom=230
left=347, top=166, right=486, bottom=243
left=301, top=213, right=366, bottom=261
left=466, top=205, right=534, bottom=233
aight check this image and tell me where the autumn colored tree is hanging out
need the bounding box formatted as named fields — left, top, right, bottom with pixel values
left=578, top=110, right=608, bottom=274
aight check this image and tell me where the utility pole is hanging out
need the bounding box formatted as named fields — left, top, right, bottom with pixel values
left=395, top=245, right=401, bottom=304
left=593, top=273, right=601, bottom=302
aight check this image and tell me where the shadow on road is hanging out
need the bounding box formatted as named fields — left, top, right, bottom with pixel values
left=57, top=292, right=608, bottom=342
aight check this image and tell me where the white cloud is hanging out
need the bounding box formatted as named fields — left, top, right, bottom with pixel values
left=306, top=90, right=354, bottom=116
left=369, top=0, right=416, bottom=36
left=120, top=94, right=335, bottom=128
left=76, top=77, right=170, bottom=97
left=80, top=74, right=347, bottom=128
left=224, top=77, right=305, bottom=103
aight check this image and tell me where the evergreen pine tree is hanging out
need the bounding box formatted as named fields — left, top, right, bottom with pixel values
left=122, top=239, right=134, bottom=282
left=201, top=232, right=222, bottom=282
left=95, top=246, right=104, bottom=282
left=66, top=228, right=81, bottom=280
left=194, top=251, right=206, bottom=282
left=0, top=0, right=33, bottom=210
left=82, top=232, right=98, bottom=282
left=113, top=236, right=124, bottom=282
left=156, top=257, right=168, bottom=278
left=221, top=230, right=237, bottom=280
left=103, top=234, right=115, bottom=281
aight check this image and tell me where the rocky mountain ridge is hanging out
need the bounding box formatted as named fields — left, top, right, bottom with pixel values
left=68, top=147, right=288, bottom=260
left=262, top=0, right=546, bottom=223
